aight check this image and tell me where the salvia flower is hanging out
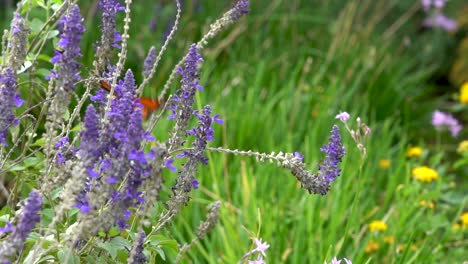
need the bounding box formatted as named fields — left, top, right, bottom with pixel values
left=432, top=110, right=462, bottom=137
left=94, top=0, right=124, bottom=74
left=167, top=44, right=204, bottom=147
left=0, top=191, right=42, bottom=262
left=318, top=125, right=346, bottom=183
left=48, top=5, right=85, bottom=91
left=8, top=13, right=30, bottom=70
left=143, top=46, right=156, bottom=77
left=99, top=0, right=124, bottom=48
left=127, top=232, right=146, bottom=264
left=230, top=0, right=250, bottom=21
left=0, top=67, right=24, bottom=146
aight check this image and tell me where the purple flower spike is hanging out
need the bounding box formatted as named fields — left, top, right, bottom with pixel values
left=49, top=5, right=86, bottom=91
left=128, top=232, right=146, bottom=264
left=0, top=67, right=23, bottom=146
left=318, top=125, right=345, bottom=183
left=99, top=0, right=125, bottom=49
left=143, top=47, right=156, bottom=77
left=230, top=0, right=250, bottom=20
left=0, top=191, right=42, bottom=260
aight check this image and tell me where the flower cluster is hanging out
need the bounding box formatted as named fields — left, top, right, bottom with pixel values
left=420, top=0, right=457, bottom=32
left=48, top=5, right=86, bottom=91
left=128, top=232, right=146, bottom=264
left=8, top=13, right=30, bottom=70
left=230, top=0, right=250, bottom=21
left=412, top=166, right=438, bottom=182
left=94, top=0, right=124, bottom=74
left=318, top=125, right=346, bottom=183
left=0, top=191, right=42, bottom=262
left=432, top=110, right=462, bottom=137
left=0, top=67, right=24, bottom=146
left=72, top=70, right=155, bottom=236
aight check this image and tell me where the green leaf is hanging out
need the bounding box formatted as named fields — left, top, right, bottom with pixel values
left=30, top=18, right=44, bottom=34
left=97, top=236, right=132, bottom=260
left=57, top=248, right=80, bottom=264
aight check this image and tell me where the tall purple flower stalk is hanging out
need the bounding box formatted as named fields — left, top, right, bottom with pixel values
left=99, top=0, right=124, bottom=49
left=75, top=70, right=154, bottom=232
left=127, top=232, right=146, bottom=264
left=287, top=125, right=345, bottom=195
left=48, top=5, right=85, bottom=91
left=0, top=67, right=24, bottom=146
left=318, top=125, right=345, bottom=183
left=94, top=0, right=124, bottom=74
left=143, top=47, right=156, bottom=77
left=167, top=44, right=204, bottom=148
left=0, top=191, right=42, bottom=262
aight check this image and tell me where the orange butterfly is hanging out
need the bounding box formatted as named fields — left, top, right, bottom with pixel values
left=99, top=80, right=163, bottom=119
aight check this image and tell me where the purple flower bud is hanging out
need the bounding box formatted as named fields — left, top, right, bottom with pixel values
left=49, top=5, right=85, bottom=91
left=0, top=67, right=23, bottom=146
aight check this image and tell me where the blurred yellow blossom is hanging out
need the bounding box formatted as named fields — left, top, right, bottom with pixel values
left=457, top=140, right=468, bottom=153
left=451, top=223, right=460, bottom=231
left=412, top=166, right=438, bottom=182
left=397, top=244, right=418, bottom=252
left=407, top=147, right=423, bottom=158
left=460, top=82, right=468, bottom=104
left=383, top=235, right=395, bottom=244
left=369, top=220, right=387, bottom=232
left=461, top=212, right=468, bottom=228
left=379, top=159, right=390, bottom=169
left=419, top=200, right=435, bottom=209
left=365, top=240, right=379, bottom=253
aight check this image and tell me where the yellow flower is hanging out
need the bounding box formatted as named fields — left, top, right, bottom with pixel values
left=365, top=240, right=380, bottom=253
left=460, top=212, right=468, bottom=228
left=419, top=200, right=435, bottom=209
left=460, top=82, right=468, bottom=104
left=369, top=220, right=388, bottom=232
left=451, top=223, right=460, bottom=231
left=407, top=147, right=423, bottom=158
left=379, top=159, right=390, bottom=169
left=457, top=140, right=468, bottom=154
left=412, top=166, right=438, bottom=182
left=383, top=235, right=395, bottom=244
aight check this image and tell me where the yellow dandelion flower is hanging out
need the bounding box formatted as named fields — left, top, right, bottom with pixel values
left=410, top=245, right=418, bottom=251
left=412, top=166, right=438, bottom=182
left=451, top=223, right=460, bottom=231
left=383, top=235, right=395, bottom=244
left=369, top=220, right=388, bottom=232
left=365, top=240, right=380, bottom=253
left=460, top=82, right=468, bottom=104
left=407, top=147, right=423, bottom=158
left=457, top=140, right=468, bottom=154
left=419, top=200, right=435, bottom=209
left=379, top=159, right=390, bottom=169
left=460, top=212, right=468, bottom=228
